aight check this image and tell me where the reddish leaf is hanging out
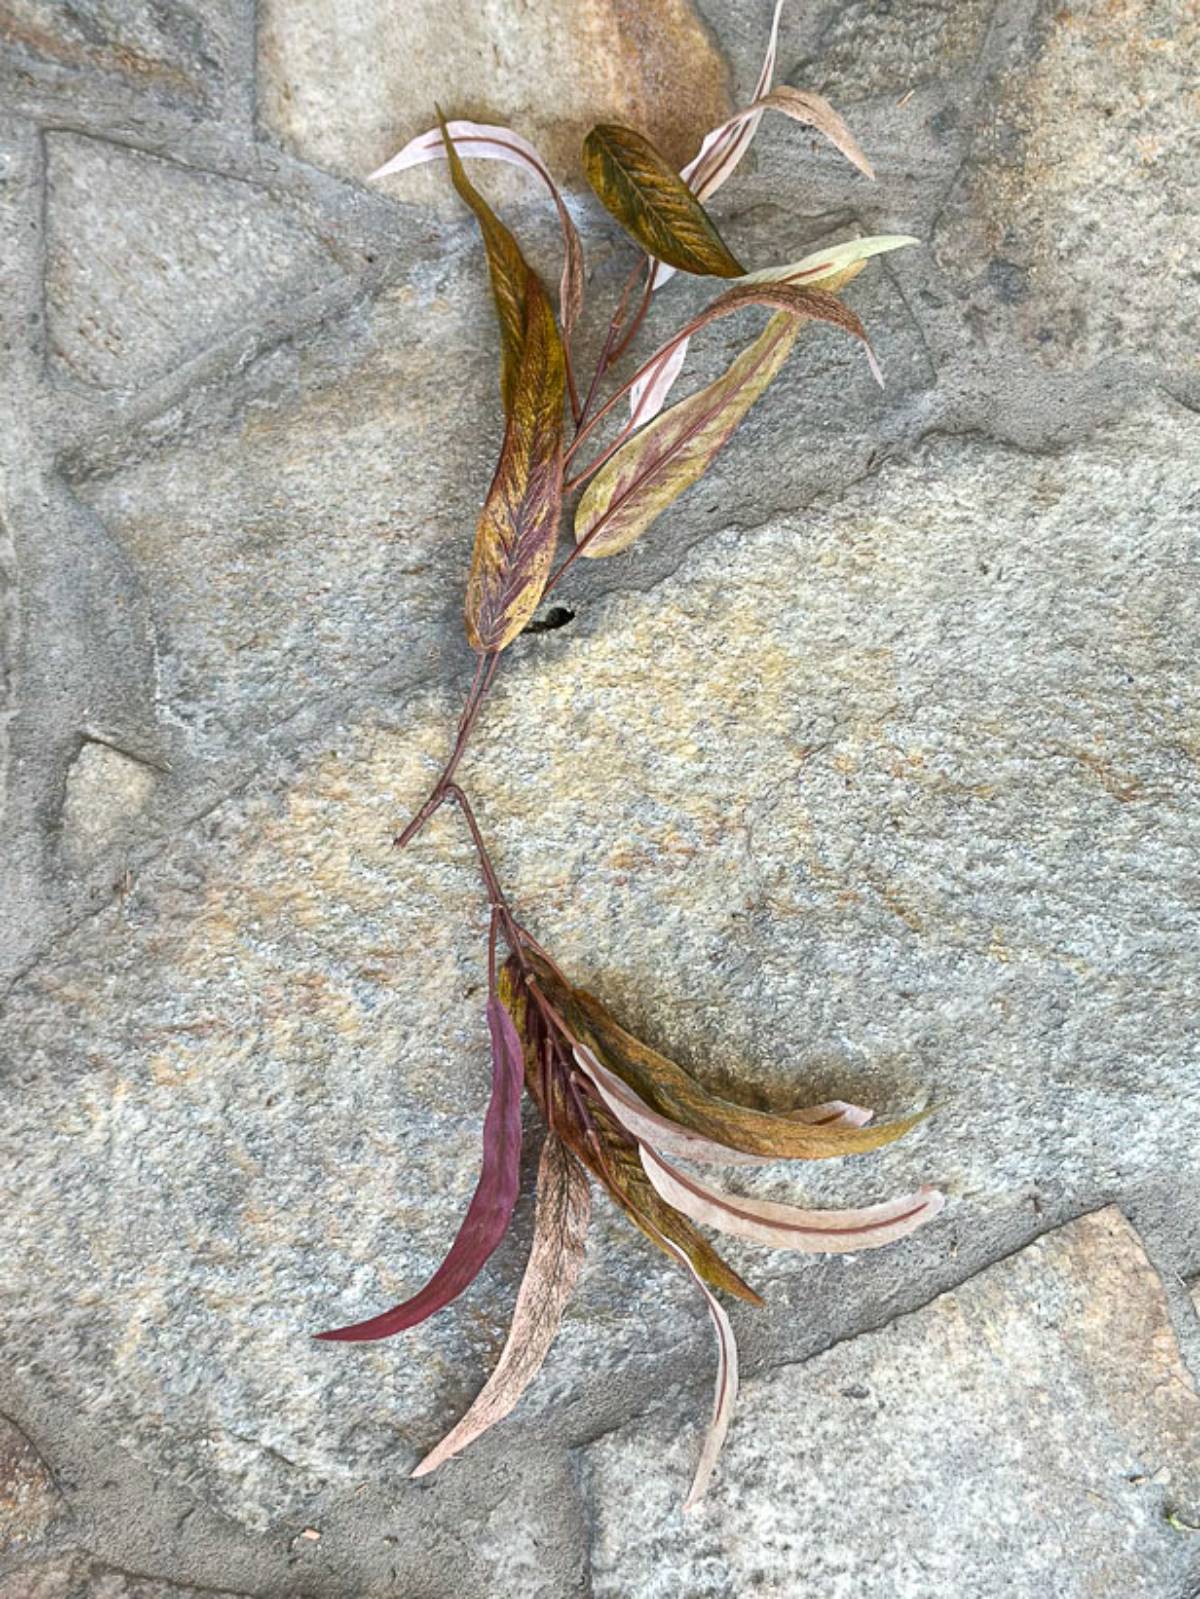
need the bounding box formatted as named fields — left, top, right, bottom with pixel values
left=315, top=998, right=524, bottom=1342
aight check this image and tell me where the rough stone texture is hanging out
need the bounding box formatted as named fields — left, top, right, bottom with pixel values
left=1, top=0, right=1198, bottom=1594
left=585, top=1208, right=1200, bottom=1598
left=0, top=1414, right=63, bottom=1556
left=258, top=0, right=731, bottom=196
left=0, top=1555, right=246, bottom=1599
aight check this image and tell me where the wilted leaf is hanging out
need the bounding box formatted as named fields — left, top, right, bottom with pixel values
left=411, top=1132, right=591, bottom=1477
left=657, top=1234, right=740, bottom=1512
left=742, top=87, right=874, bottom=179
left=583, top=124, right=745, bottom=278
left=541, top=959, right=929, bottom=1161
left=371, top=119, right=583, bottom=341
left=641, top=1145, right=946, bottom=1253
left=315, top=997, right=524, bottom=1342
left=577, top=1044, right=870, bottom=1167
left=576, top=283, right=876, bottom=559
left=679, top=0, right=784, bottom=203
left=501, top=961, right=761, bottom=1305
left=437, top=110, right=539, bottom=416
left=464, top=270, right=566, bottom=652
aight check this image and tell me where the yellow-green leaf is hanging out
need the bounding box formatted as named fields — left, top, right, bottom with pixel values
left=464, top=271, right=565, bottom=652
left=583, top=123, right=745, bottom=278
left=576, top=285, right=874, bottom=559
left=438, top=108, right=536, bottom=415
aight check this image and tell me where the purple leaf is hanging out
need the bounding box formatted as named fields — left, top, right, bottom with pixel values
left=315, top=998, right=524, bottom=1342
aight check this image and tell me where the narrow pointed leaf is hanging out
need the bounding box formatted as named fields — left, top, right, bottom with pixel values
left=579, top=281, right=879, bottom=559
left=314, top=997, right=524, bottom=1342
left=371, top=119, right=583, bottom=339
left=657, top=1235, right=739, bottom=1512
left=411, top=1132, right=591, bottom=1477
left=577, top=1045, right=868, bottom=1168
left=641, top=1145, right=946, bottom=1253
left=680, top=0, right=784, bottom=203
left=633, top=237, right=915, bottom=422
left=745, top=87, right=873, bottom=179
left=464, top=269, right=565, bottom=652
left=437, top=110, right=537, bottom=415
left=583, top=124, right=745, bottom=278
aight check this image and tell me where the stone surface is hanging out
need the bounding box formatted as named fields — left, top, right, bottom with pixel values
left=45, top=132, right=342, bottom=390
left=584, top=1208, right=1200, bottom=1597
left=0, top=1555, right=246, bottom=1599
left=258, top=0, right=730, bottom=198
left=933, top=0, right=1200, bottom=381
left=0, top=1414, right=63, bottom=1555
left=1, top=0, right=1198, bottom=1593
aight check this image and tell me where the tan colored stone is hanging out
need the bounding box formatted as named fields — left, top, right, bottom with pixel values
left=60, top=740, right=157, bottom=866
left=0, top=1415, right=62, bottom=1555
left=257, top=0, right=730, bottom=199
left=585, top=1208, right=1200, bottom=1598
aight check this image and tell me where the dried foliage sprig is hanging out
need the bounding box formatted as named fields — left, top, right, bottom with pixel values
left=319, top=2, right=940, bottom=1507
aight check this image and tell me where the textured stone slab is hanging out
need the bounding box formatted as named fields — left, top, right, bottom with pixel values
left=934, top=0, right=1199, bottom=376
left=0, top=1414, right=63, bottom=1555
left=257, top=0, right=730, bottom=197
left=0, top=1555, right=248, bottom=1599
left=584, top=1208, right=1200, bottom=1598
left=2, top=394, right=1196, bottom=1530
left=44, top=133, right=341, bottom=390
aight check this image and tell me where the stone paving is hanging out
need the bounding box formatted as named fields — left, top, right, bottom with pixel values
left=1, top=2, right=1198, bottom=1596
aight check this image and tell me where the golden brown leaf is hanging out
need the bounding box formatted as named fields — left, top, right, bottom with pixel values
left=463, top=270, right=566, bottom=652
left=582, top=123, right=745, bottom=278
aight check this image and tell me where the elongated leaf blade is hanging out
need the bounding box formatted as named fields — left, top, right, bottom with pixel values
left=464, top=270, right=565, bottom=652
left=578, top=285, right=876, bottom=558
left=641, top=1145, right=945, bottom=1253
left=750, top=86, right=874, bottom=179
left=680, top=0, right=784, bottom=203
left=315, top=997, right=524, bottom=1342
left=656, top=1234, right=739, bottom=1511
left=583, top=124, right=745, bottom=278
left=437, top=110, right=536, bottom=415
left=371, top=120, right=583, bottom=340
left=411, top=1133, right=590, bottom=1476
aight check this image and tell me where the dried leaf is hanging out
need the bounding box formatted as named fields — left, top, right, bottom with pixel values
left=577, top=1044, right=869, bottom=1168
left=680, top=0, right=785, bottom=202
left=501, top=962, right=761, bottom=1305
left=315, top=997, right=524, bottom=1342
left=577, top=284, right=876, bottom=559
left=371, top=119, right=583, bottom=340
left=657, top=1234, right=740, bottom=1511
left=641, top=1145, right=946, bottom=1253
left=464, top=270, right=565, bottom=652
left=543, top=962, right=929, bottom=1161
left=411, top=1132, right=591, bottom=1477
left=744, top=87, right=874, bottom=180
left=583, top=124, right=745, bottom=278
left=632, top=236, right=915, bottom=423
left=436, top=110, right=537, bottom=416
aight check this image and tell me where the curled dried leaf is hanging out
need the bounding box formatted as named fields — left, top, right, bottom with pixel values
left=641, top=1145, right=946, bottom=1253
left=656, top=1234, right=740, bottom=1511
left=464, top=269, right=566, bottom=652
left=411, top=1132, right=591, bottom=1477
left=583, top=124, right=745, bottom=278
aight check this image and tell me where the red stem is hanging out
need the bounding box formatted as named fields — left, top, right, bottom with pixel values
left=393, top=651, right=499, bottom=847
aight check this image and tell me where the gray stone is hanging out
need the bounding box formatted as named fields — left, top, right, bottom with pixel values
left=45, top=132, right=342, bottom=390
left=0, top=1414, right=63, bottom=1555
left=60, top=738, right=157, bottom=865
left=2, top=394, right=1197, bottom=1534
left=933, top=0, right=1200, bottom=382
left=584, top=1207, right=1200, bottom=1598
left=0, top=1554, right=247, bottom=1599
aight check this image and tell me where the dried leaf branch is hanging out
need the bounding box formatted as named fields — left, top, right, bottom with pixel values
left=317, top=2, right=941, bottom=1508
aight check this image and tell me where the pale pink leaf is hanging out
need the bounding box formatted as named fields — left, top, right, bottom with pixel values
left=656, top=1234, right=739, bottom=1511
left=575, top=1046, right=866, bottom=1167
left=640, top=1144, right=946, bottom=1254
left=370, top=119, right=583, bottom=336
left=410, top=1133, right=591, bottom=1477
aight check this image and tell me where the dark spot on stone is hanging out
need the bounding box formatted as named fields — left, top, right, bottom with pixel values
left=524, top=605, right=575, bottom=635
left=842, top=1384, right=871, bottom=1400
left=930, top=106, right=958, bottom=135
left=987, top=259, right=1030, bottom=304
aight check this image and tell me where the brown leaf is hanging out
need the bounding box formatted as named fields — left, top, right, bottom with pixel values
left=411, top=1132, right=591, bottom=1478
left=749, top=87, right=874, bottom=180
left=464, top=269, right=566, bottom=652
left=535, top=955, right=930, bottom=1162
left=438, top=109, right=537, bottom=416
left=575, top=284, right=875, bottom=559
left=582, top=124, right=745, bottom=278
